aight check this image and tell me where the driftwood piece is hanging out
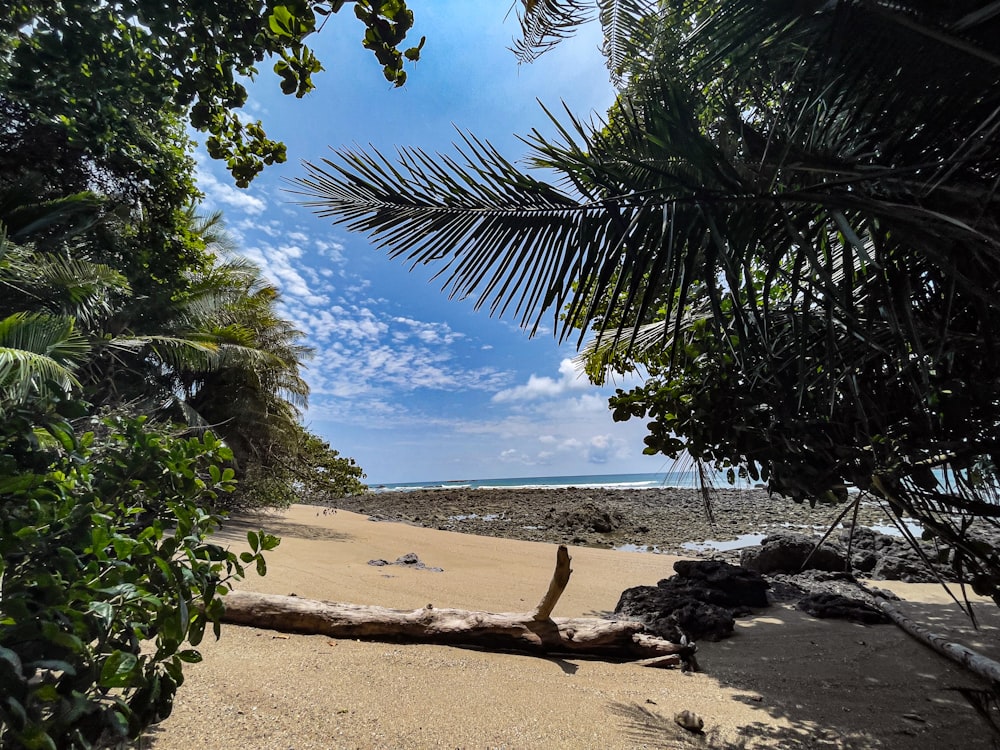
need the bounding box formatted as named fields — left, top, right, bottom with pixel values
left=222, top=545, right=695, bottom=667
left=532, top=543, right=572, bottom=620
left=878, top=598, right=1000, bottom=685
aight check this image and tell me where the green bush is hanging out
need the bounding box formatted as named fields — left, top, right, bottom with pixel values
left=0, top=408, right=278, bottom=749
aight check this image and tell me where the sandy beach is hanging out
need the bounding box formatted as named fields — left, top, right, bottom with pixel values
left=144, top=498, right=1000, bottom=749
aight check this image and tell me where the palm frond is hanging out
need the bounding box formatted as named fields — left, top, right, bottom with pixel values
left=0, top=189, right=104, bottom=242
left=293, top=134, right=607, bottom=336
left=0, top=312, right=88, bottom=403
left=510, top=0, right=597, bottom=64
left=510, top=0, right=660, bottom=89
left=0, top=229, right=131, bottom=325
left=596, top=0, right=659, bottom=86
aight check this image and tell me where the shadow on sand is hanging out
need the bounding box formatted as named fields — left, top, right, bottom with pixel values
left=212, top=512, right=353, bottom=544
left=608, top=598, right=1000, bottom=749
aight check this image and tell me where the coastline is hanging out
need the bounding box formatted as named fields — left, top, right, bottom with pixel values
left=324, top=485, right=900, bottom=557
left=142, top=498, right=1000, bottom=749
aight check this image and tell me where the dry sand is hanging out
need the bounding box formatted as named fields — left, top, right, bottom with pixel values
left=143, top=505, right=1000, bottom=749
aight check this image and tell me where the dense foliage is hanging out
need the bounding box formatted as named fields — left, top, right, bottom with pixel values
left=1, top=0, right=391, bottom=744
left=0, top=406, right=278, bottom=749
left=294, top=1, right=1000, bottom=600
left=1, top=0, right=421, bottom=186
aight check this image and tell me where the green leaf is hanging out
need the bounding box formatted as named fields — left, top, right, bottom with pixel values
left=0, top=645, right=24, bottom=677
left=100, top=651, right=139, bottom=688
left=268, top=6, right=295, bottom=37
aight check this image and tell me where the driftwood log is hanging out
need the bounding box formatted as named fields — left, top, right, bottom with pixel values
left=222, top=545, right=696, bottom=668
left=878, top=598, right=1000, bottom=686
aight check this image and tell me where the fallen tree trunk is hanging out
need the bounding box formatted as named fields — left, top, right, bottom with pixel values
left=222, top=545, right=696, bottom=668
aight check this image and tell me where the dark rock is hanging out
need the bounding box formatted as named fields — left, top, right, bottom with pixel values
left=616, top=561, right=769, bottom=641
left=871, top=552, right=935, bottom=583
left=554, top=502, right=624, bottom=534
left=838, top=524, right=961, bottom=583
left=839, top=526, right=949, bottom=583
left=740, top=532, right=846, bottom=574
left=851, top=550, right=879, bottom=573
left=367, top=553, right=443, bottom=572
left=616, top=586, right=735, bottom=642
left=796, top=593, right=891, bottom=624
left=672, top=559, right=770, bottom=608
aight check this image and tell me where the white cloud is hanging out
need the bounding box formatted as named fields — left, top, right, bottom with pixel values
left=196, top=161, right=266, bottom=215
left=391, top=317, right=464, bottom=346
left=242, top=242, right=329, bottom=306
left=316, top=240, right=347, bottom=263
left=491, top=358, right=590, bottom=403
left=497, top=448, right=551, bottom=467
left=289, top=301, right=513, bottom=415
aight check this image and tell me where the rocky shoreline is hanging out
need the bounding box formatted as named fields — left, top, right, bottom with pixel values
left=328, top=486, right=900, bottom=557
left=327, top=486, right=987, bottom=631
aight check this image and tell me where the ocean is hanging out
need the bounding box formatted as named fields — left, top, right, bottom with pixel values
left=372, top=470, right=759, bottom=493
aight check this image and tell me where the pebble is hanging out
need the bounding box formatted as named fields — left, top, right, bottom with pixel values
left=674, top=710, right=704, bottom=733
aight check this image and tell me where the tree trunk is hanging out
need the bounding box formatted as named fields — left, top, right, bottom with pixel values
left=221, top=545, right=696, bottom=668
left=878, top=598, right=1000, bottom=685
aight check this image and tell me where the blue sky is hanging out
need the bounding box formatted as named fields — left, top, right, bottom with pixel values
left=195, top=3, right=670, bottom=484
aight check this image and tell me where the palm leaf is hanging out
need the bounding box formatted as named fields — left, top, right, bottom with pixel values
left=511, top=0, right=660, bottom=89
left=510, top=0, right=597, bottom=64
left=0, top=312, right=88, bottom=403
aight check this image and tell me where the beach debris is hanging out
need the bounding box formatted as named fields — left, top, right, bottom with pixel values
left=222, top=545, right=698, bottom=668
left=367, top=553, right=443, bottom=572
left=673, top=710, right=704, bottom=733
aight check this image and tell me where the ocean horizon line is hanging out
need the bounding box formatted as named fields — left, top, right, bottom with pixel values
left=370, top=470, right=762, bottom=493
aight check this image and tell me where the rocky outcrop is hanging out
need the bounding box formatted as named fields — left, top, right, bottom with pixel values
left=615, top=560, right=769, bottom=642
left=739, top=531, right=847, bottom=574
left=838, top=525, right=949, bottom=583
left=737, top=527, right=963, bottom=584
left=795, top=592, right=891, bottom=624
left=550, top=501, right=624, bottom=534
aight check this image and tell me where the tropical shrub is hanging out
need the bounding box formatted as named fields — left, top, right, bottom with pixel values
left=0, top=407, right=278, bottom=749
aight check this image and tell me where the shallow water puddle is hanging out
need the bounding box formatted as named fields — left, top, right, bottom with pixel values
left=869, top=520, right=923, bottom=537
left=614, top=543, right=666, bottom=553
left=681, top=533, right=767, bottom=552
left=448, top=513, right=502, bottom=521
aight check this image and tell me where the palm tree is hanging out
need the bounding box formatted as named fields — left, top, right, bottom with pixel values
left=1, top=193, right=315, bottom=505
left=293, top=1, right=1000, bottom=598
left=0, top=222, right=128, bottom=408
left=175, top=255, right=312, bottom=472
left=77, top=211, right=313, bottom=485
